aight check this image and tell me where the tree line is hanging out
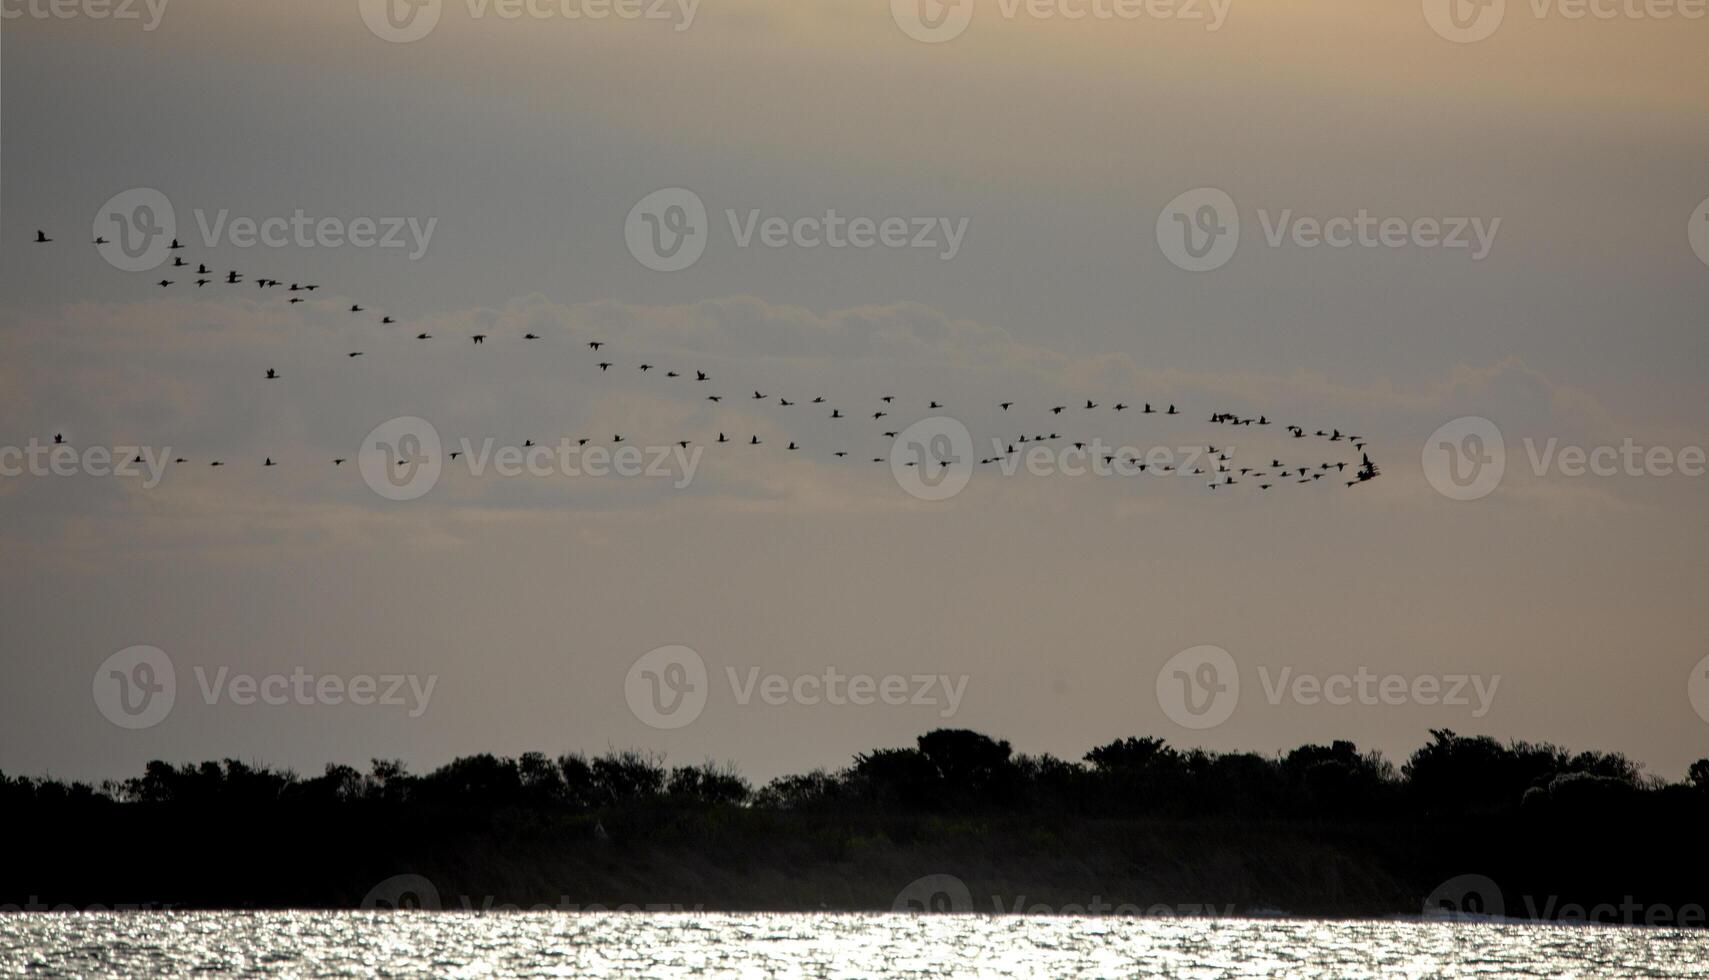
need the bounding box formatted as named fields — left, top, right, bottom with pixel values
left=8, top=729, right=1708, bottom=820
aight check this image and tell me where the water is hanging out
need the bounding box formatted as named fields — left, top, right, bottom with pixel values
left=2, top=912, right=1705, bottom=978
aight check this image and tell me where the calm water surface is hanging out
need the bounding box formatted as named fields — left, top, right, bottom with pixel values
left=3, top=912, right=1706, bottom=978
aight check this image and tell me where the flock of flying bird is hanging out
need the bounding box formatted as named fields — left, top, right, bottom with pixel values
left=30, top=228, right=1382, bottom=490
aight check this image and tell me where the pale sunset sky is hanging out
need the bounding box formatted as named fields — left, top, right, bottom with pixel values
left=2, top=0, right=1706, bottom=784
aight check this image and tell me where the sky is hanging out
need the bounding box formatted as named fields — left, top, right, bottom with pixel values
left=2, top=0, right=1707, bottom=786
